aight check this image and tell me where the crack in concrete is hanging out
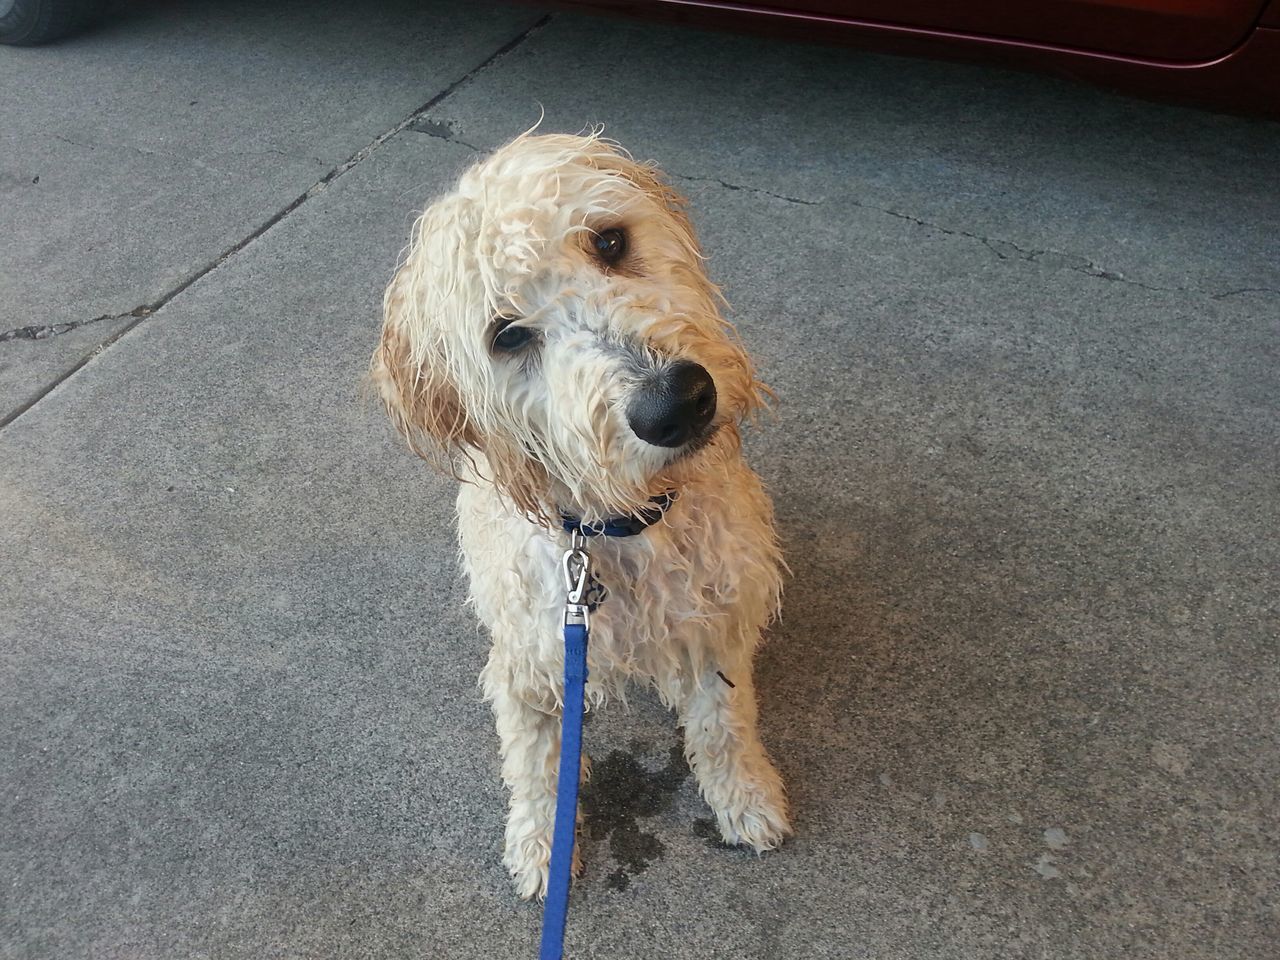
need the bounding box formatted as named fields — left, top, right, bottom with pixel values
left=1211, top=287, right=1280, bottom=300
left=0, top=14, right=554, bottom=432
left=215, top=147, right=329, bottom=167
left=50, top=133, right=95, bottom=151
left=52, top=133, right=328, bottom=171
left=49, top=133, right=231, bottom=176
left=405, top=118, right=484, bottom=153
left=869, top=205, right=1178, bottom=292
left=1, top=306, right=152, bottom=343
left=675, top=173, right=1271, bottom=300
left=671, top=172, right=820, bottom=206
left=883, top=210, right=1280, bottom=300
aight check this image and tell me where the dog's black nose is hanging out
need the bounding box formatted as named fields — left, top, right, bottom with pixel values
left=627, top=360, right=717, bottom=448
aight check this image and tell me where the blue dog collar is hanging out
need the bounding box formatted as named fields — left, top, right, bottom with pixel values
left=560, top=492, right=676, bottom=538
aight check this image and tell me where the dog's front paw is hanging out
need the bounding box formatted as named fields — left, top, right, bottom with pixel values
left=711, top=765, right=793, bottom=853
left=504, top=814, right=585, bottom=900
left=504, top=827, right=550, bottom=900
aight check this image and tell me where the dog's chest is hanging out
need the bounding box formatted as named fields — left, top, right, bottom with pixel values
left=457, top=469, right=781, bottom=697
left=576, top=510, right=777, bottom=687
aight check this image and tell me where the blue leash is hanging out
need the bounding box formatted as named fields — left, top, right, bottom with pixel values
left=539, top=533, right=593, bottom=960
left=538, top=501, right=674, bottom=959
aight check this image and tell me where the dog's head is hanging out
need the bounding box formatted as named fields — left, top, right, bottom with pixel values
left=372, top=132, right=765, bottom=522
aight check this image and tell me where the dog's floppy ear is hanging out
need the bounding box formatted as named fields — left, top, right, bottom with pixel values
left=371, top=269, right=478, bottom=465
left=372, top=256, right=553, bottom=522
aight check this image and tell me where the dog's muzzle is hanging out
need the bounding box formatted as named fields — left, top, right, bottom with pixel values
left=626, top=360, right=717, bottom=448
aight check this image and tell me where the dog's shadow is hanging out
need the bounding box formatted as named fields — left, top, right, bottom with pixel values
left=750, top=449, right=1091, bottom=854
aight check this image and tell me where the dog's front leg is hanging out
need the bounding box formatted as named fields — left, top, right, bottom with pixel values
left=680, top=665, right=792, bottom=852
left=490, top=679, right=583, bottom=899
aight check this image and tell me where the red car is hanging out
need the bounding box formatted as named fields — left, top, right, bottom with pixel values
left=561, top=0, right=1280, bottom=116
left=4, top=0, right=1277, bottom=115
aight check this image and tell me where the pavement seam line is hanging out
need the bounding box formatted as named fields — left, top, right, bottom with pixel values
left=311, top=14, right=551, bottom=195
left=0, top=14, right=553, bottom=433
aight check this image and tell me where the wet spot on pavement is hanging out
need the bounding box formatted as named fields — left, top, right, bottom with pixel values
left=581, top=745, right=689, bottom=889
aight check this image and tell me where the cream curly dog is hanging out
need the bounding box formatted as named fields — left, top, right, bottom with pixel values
left=372, top=131, right=790, bottom=899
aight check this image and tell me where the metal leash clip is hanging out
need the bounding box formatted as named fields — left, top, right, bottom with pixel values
left=561, top=528, right=591, bottom=630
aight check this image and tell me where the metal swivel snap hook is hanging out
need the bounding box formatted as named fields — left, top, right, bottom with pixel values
left=561, top=529, right=591, bottom=628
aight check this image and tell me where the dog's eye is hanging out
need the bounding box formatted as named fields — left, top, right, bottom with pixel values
left=592, top=228, right=627, bottom=264
left=492, top=320, right=536, bottom=353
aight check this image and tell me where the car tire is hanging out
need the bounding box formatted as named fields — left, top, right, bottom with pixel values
left=0, top=0, right=103, bottom=46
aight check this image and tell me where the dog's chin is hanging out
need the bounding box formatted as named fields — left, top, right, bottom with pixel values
left=565, top=427, right=724, bottom=519
left=671, top=424, right=720, bottom=463
left=655, top=424, right=723, bottom=483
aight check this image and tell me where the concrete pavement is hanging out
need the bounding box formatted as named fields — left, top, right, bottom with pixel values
left=2, top=2, right=1278, bottom=958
